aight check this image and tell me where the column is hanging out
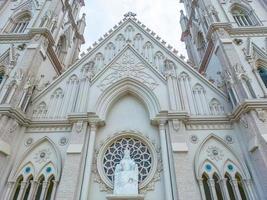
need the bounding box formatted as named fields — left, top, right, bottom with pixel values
left=17, top=181, right=27, bottom=200
left=39, top=181, right=49, bottom=200
left=219, top=178, right=230, bottom=200
left=198, top=178, right=206, bottom=200
left=243, top=179, right=255, bottom=200
left=80, top=122, right=97, bottom=200
left=28, top=180, right=38, bottom=199
left=208, top=179, right=218, bottom=200
left=159, top=121, right=173, bottom=200
left=3, top=181, right=15, bottom=200
left=231, top=179, right=242, bottom=200
left=50, top=180, right=58, bottom=200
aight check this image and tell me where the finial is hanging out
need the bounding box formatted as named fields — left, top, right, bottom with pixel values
left=124, top=12, right=137, bottom=18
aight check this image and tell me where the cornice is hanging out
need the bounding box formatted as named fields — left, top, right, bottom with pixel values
left=207, top=23, right=267, bottom=41
left=0, top=33, right=31, bottom=42
left=0, top=105, right=30, bottom=125
left=29, top=28, right=55, bottom=46
left=1, top=100, right=267, bottom=128
left=230, top=99, right=267, bottom=121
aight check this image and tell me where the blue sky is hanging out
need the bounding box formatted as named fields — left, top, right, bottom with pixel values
left=80, top=0, right=187, bottom=56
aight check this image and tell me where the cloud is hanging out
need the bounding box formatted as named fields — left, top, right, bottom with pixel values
left=80, top=0, right=187, bottom=57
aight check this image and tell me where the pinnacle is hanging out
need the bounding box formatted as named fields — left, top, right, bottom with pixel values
left=123, top=11, right=137, bottom=18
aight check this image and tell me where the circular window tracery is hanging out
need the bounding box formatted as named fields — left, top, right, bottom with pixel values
left=97, top=133, right=158, bottom=190
left=103, top=137, right=152, bottom=184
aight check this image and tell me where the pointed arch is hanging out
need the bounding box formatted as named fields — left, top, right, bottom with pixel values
left=230, top=3, right=260, bottom=26
left=209, top=98, right=225, bottom=115
left=14, top=161, right=36, bottom=180
left=194, top=134, right=250, bottom=179
left=4, top=10, right=32, bottom=33
left=10, top=137, right=62, bottom=182
left=95, top=78, right=161, bottom=120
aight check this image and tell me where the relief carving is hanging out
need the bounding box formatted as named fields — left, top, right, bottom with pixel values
left=98, top=50, right=158, bottom=91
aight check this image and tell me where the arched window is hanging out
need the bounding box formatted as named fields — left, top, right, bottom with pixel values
left=202, top=174, right=212, bottom=200
left=45, top=176, right=55, bottom=200
left=23, top=176, right=33, bottom=200
left=225, top=173, right=236, bottom=200
left=12, top=176, right=23, bottom=200
left=94, top=52, right=105, bottom=69
left=35, top=175, right=45, bottom=200
left=213, top=173, right=224, bottom=200
left=154, top=51, right=165, bottom=72
left=258, top=66, right=267, bottom=88
left=55, top=35, right=67, bottom=63
left=10, top=13, right=31, bottom=33
left=236, top=173, right=248, bottom=200
left=231, top=6, right=259, bottom=27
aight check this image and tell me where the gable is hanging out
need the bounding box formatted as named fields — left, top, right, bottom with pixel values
left=29, top=17, right=232, bottom=120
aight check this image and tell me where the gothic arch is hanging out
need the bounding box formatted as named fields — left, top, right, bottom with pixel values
left=3, top=10, right=32, bottom=33
left=10, top=137, right=62, bottom=181
left=95, top=78, right=161, bottom=120
left=229, top=2, right=260, bottom=26
left=194, top=134, right=250, bottom=179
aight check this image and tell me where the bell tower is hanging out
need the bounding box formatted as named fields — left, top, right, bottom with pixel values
left=180, top=0, right=267, bottom=198
left=0, top=0, right=86, bottom=192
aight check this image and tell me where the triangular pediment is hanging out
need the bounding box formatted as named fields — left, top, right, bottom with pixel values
left=29, top=15, right=232, bottom=120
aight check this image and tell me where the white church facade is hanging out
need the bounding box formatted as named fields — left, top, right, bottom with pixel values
left=0, top=0, right=266, bottom=200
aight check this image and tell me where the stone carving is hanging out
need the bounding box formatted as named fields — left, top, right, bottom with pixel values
left=59, top=137, right=68, bottom=146
left=114, top=148, right=139, bottom=195
left=25, top=138, right=33, bottom=146
left=225, top=135, right=234, bottom=144
left=207, top=146, right=224, bottom=161
left=255, top=109, right=267, bottom=122
left=190, top=135, right=198, bottom=144
left=98, top=50, right=158, bottom=91
left=34, top=148, right=51, bottom=163
left=75, top=121, right=83, bottom=133
left=124, top=12, right=137, bottom=18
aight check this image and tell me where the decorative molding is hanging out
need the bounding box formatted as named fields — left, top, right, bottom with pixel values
left=98, top=50, right=158, bottom=91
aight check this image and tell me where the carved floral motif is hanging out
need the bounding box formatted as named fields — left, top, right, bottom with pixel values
left=98, top=50, right=158, bottom=91
left=34, top=148, right=51, bottom=164
left=207, top=146, right=224, bottom=161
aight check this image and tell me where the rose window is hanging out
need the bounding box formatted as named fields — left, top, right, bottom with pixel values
left=102, top=137, right=153, bottom=186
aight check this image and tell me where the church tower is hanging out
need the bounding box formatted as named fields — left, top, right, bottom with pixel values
left=0, top=0, right=85, bottom=197
left=0, top=0, right=267, bottom=200
left=180, top=0, right=267, bottom=198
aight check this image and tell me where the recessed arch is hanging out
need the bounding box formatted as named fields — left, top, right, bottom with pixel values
left=95, top=78, right=161, bottom=121
left=194, top=134, right=250, bottom=179
left=10, top=137, right=62, bottom=181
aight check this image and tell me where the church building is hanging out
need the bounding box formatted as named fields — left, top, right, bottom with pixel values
left=0, top=0, right=267, bottom=199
